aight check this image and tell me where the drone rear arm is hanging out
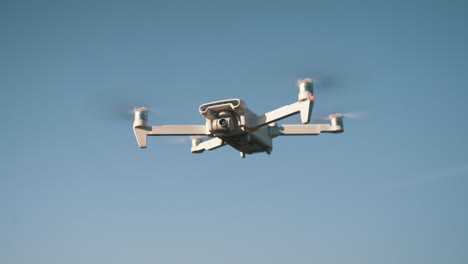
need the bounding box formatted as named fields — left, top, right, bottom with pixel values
left=269, top=115, right=344, bottom=137
left=134, top=125, right=207, bottom=148
left=270, top=124, right=343, bottom=137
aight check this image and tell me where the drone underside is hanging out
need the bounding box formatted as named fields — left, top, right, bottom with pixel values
left=133, top=79, right=343, bottom=158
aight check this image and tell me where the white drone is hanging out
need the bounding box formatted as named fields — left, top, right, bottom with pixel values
left=133, top=78, right=343, bottom=158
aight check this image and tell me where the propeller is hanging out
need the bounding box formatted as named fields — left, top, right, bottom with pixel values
left=296, top=73, right=366, bottom=123
left=311, top=76, right=337, bottom=91
left=294, top=73, right=341, bottom=94
left=109, top=101, right=153, bottom=122
left=133, top=106, right=150, bottom=114
left=84, top=88, right=156, bottom=123
left=313, top=111, right=367, bottom=122
left=104, top=96, right=159, bottom=125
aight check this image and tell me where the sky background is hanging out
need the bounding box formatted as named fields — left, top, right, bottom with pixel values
left=1, top=0, right=468, bottom=263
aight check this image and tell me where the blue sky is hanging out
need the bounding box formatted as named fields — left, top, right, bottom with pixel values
left=2, top=0, right=468, bottom=263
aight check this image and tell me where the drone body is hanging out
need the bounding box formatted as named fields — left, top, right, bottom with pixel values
left=133, top=79, right=343, bottom=158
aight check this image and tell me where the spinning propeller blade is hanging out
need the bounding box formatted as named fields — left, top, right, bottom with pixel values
left=295, top=73, right=340, bottom=94
left=314, top=111, right=367, bottom=121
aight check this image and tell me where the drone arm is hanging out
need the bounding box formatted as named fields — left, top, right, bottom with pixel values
left=249, top=79, right=314, bottom=129
left=269, top=115, right=344, bottom=137
left=133, top=125, right=207, bottom=148
left=134, top=127, right=149, bottom=148
left=191, top=137, right=225, bottom=153
left=251, top=100, right=312, bottom=128
left=270, top=124, right=343, bottom=137
left=146, top=125, right=207, bottom=136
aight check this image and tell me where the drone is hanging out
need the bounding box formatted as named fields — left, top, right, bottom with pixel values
left=133, top=78, right=343, bottom=158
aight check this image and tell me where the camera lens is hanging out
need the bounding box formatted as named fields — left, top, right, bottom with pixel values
left=218, top=118, right=228, bottom=127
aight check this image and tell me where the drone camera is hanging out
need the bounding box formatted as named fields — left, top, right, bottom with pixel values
left=219, top=118, right=228, bottom=127
left=212, top=117, right=234, bottom=133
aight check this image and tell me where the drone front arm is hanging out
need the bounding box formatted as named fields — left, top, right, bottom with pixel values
left=191, top=137, right=225, bottom=153
left=133, top=125, right=207, bottom=148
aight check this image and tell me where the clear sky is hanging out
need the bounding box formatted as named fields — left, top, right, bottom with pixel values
left=2, top=0, right=468, bottom=263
